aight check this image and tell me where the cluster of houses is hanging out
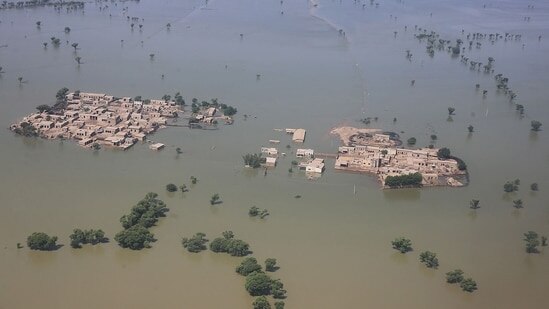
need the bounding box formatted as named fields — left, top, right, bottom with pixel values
left=10, top=92, right=183, bottom=149
left=334, top=135, right=465, bottom=187
left=260, top=145, right=325, bottom=175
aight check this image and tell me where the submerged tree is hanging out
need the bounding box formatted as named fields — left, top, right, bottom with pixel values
left=27, top=232, right=58, bottom=250
left=419, top=251, right=439, bottom=268
left=210, top=193, right=221, bottom=205
left=236, top=257, right=262, bottom=276
left=166, top=183, right=178, bottom=192
left=524, top=231, right=540, bottom=253
left=391, top=237, right=413, bottom=253
left=265, top=258, right=278, bottom=272
left=448, top=107, right=455, bottom=115
left=531, top=120, right=542, bottom=131
left=460, top=278, right=478, bottom=292
left=252, top=296, right=271, bottom=309
left=181, top=233, right=209, bottom=253
left=445, top=269, right=464, bottom=284
left=469, top=199, right=480, bottom=209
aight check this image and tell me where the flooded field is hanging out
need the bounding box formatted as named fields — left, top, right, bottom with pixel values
left=1, top=0, right=548, bottom=308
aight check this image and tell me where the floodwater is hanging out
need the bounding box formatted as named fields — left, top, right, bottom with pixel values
left=1, top=0, right=548, bottom=308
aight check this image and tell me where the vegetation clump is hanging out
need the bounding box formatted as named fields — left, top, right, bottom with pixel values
left=182, top=233, right=209, bottom=253
left=13, top=122, right=39, bottom=137
left=503, top=179, right=520, bottom=193
left=114, top=225, right=155, bottom=250
left=243, top=153, right=264, bottom=168
left=252, top=296, right=271, bottom=309
left=27, top=232, right=58, bottom=251
left=236, top=257, right=263, bottom=276
left=384, top=173, right=423, bottom=188
left=469, top=199, right=480, bottom=209
left=69, top=229, right=107, bottom=248
left=115, top=193, right=168, bottom=250
left=265, top=258, right=278, bottom=272
left=391, top=237, right=413, bottom=253
left=166, top=183, right=178, bottom=192
left=210, top=193, right=221, bottom=205
left=419, top=251, right=439, bottom=268
left=524, top=231, right=540, bottom=253
left=210, top=231, right=251, bottom=257
left=460, top=278, right=478, bottom=292
left=406, top=137, right=417, bottom=146
left=445, top=269, right=464, bottom=283
left=530, top=183, right=538, bottom=191
left=530, top=120, right=542, bottom=131
left=245, top=272, right=287, bottom=299
left=249, top=206, right=270, bottom=219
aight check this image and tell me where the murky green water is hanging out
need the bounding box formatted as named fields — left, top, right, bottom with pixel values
left=1, top=0, right=548, bottom=308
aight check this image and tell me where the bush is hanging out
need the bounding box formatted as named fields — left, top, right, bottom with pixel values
left=166, top=183, right=178, bottom=192
left=384, top=173, right=423, bottom=188
left=437, top=147, right=451, bottom=159
left=27, top=232, right=58, bottom=250
left=209, top=231, right=250, bottom=256
left=245, top=272, right=273, bottom=296
left=119, top=192, right=169, bottom=229
left=446, top=269, right=464, bottom=283
left=69, top=229, right=107, bottom=248
left=182, top=233, right=209, bottom=253
left=391, top=237, right=412, bottom=253
left=419, top=251, right=439, bottom=268
left=274, top=301, right=285, bottom=309
left=236, top=257, right=262, bottom=276
left=265, top=258, right=278, bottom=272
left=114, top=225, right=154, bottom=250
left=531, top=120, right=542, bottom=131
left=243, top=153, right=263, bottom=168
left=460, top=278, right=477, bottom=292
left=407, top=137, right=417, bottom=145
left=252, top=296, right=271, bottom=309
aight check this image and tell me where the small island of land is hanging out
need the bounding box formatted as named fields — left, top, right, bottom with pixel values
left=331, top=126, right=467, bottom=188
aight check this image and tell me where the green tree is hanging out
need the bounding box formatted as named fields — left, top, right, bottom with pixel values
left=448, top=107, right=455, bottom=115
left=419, top=251, right=439, bottom=268
left=446, top=269, right=464, bottom=283
left=530, top=120, right=542, bottom=131
left=512, top=199, right=523, bottom=209
left=384, top=173, right=422, bottom=188
left=437, top=147, right=451, bottom=159
left=249, top=206, right=260, bottom=217
left=236, top=257, right=262, bottom=276
left=71, top=42, right=78, bottom=50
left=265, top=258, right=278, bottom=272
left=252, top=296, right=271, bottom=309
left=430, top=134, right=437, bottom=141
left=69, top=229, right=107, bottom=248
left=182, top=233, right=209, bottom=253
left=467, top=125, right=474, bottom=133
left=469, top=199, right=480, bottom=209
left=36, top=104, right=51, bottom=113
left=503, top=181, right=518, bottom=193
left=407, top=137, right=417, bottom=145
left=245, top=272, right=272, bottom=296
left=270, top=279, right=287, bottom=299
left=243, top=153, right=263, bottom=168
left=274, top=301, right=285, bottom=309
left=541, top=236, right=547, bottom=247
left=210, top=193, right=221, bottom=205
left=524, top=231, right=540, bottom=253
left=27, top=232, right=58, bottom=251
left=391, top=237, right=413, bottom=253
left=209, top=231, right=250, bottom=256
left=179, top=184, right=187, bottom=192
left=530, top=183, right=538, bottom=191
left=114, top=225, right=154, bottom=250
left=176, top=147, right=182, bottom=154
left=13, top=122, right=38, bottom=137
left=460, top=278, right=478, bottom=292
left=166, top=183, right=178, bottom=192
left=190, top=176, right=198, bottom=184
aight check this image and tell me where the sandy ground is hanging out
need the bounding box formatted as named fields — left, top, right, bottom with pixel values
left=330, top=126, right=381, bottom=145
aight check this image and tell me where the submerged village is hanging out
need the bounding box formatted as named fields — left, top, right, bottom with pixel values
left=10, top=91, right=467, bottom=189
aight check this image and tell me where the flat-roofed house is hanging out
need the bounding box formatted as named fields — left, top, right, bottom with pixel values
left=292, top=129, right=306, bottom=143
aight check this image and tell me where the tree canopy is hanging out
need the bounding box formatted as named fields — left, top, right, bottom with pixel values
left=27, top=232, right=58, bottom=251
left=210, top=231, right=250, bottom=256
left=114, top=225, right=154, bottom=250
left=252, top=296, right=271, bottom=309
left=391, top=237, right=413, bottom=253
left=69, top=229, right=107, bottom=248
left=419, top=251, right=439, bottom=268
left=384, top=173, right=423, bottom=188
left=182, top=233, right=209, bottom=253
left=236, top=257, right=263, bottom=276
left=446, top=269, right=464, bottom=284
